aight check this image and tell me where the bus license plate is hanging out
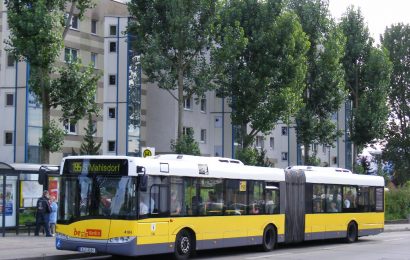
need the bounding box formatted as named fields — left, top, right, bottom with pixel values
left=78, top=247, right=96, bottom=253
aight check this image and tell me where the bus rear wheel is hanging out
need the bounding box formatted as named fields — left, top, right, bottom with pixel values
left=174, top=229, right=194, bottom=260
left=261, top=225, right=276, bottom=251
left=345, top=222, right=358, bottom=243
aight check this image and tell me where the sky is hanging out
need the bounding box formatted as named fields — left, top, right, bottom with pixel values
left=328, top=0, right=410, bottom=42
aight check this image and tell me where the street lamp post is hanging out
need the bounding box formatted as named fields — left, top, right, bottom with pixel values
left=327, top=145, right=331, bottom=166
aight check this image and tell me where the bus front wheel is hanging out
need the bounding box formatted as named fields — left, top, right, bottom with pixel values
left=345, top=222, right=358, bottom=243
left=174, top=229, right=195, bottom=260
left=261, top=225, right=276, bottom=251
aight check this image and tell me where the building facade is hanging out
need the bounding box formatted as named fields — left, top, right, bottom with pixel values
left=0, top=1, right=353, bottom=169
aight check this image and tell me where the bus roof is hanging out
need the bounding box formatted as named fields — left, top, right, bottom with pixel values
left=61, top=155, right=384, bottom=186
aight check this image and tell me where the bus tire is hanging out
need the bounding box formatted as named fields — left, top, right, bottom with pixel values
left=174, top=229, right=194, bottom=260
left=345, top=222, right=358, bottom=243
left=261, top=225, right=276, bottom=252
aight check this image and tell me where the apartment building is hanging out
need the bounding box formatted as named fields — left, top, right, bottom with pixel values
left=0, top=1, right=353, bottom=169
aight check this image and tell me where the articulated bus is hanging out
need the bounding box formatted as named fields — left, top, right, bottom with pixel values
left=55, top=155, right=384, bottom=259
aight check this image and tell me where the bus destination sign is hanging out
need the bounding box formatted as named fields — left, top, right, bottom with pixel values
left=63, top=159, right=128, bottom=176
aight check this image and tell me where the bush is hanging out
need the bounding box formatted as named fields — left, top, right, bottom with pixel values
left=236, top=147, right=272, bottom=167
left=385, top=182, right=410, bottom=220
left=170, top=131, right=200, bottom=155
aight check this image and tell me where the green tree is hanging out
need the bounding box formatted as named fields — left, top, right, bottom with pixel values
left=170, top=130, right=200, bottom=156
left=6, top=0, right=97, bottom=163
left=127, top=0, right=217, bottom=140
left=80, top=113, right=102, bottom=155
left=289, top=0, right=346, bottom=164
left=339, top=7, right=392, bottom=163
left=212, top=0, right=309, bottom=150
left=236, top=148, right=272, bottom=167
left=381, top=23, right=410, bottom=185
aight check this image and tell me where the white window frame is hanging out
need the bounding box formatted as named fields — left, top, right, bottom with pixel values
left=183, top=96, right=192, bottom=110
left=200, top=129, right=207, bottom=143
left=64, top=48, right=78, bottom=63
left=183, top=127, right=193, bottom=136
left=7, top=54, right=14, bottom=67
left=64, top=119, right=77, bottom=135
left=91, top=19, right=97, bottom=34
left=91, top=52, right=97, bottom=68
left=70, top=15, right=79, bottom=29
left=200, top=98, right=206, bottom=113
left=255, top=136, right=264, bottom=148
left=109, top=25, right=117, bottom=36
left=269, top=137, right=274, bottom=149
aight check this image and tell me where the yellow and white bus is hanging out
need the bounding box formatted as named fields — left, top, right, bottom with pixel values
left=55, top=155, right=384, bottom=259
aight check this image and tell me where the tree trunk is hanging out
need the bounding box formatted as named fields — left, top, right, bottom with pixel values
left=304, top=142, right=310, bottom=165
left=40, top=68, right=51, bottom=164
left=177, top=66, right=184, bottom=139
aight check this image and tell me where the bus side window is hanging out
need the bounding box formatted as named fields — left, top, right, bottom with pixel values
left=312, top=184, right=325, bottom=213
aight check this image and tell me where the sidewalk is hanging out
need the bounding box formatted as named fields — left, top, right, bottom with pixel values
left=0, top=224, right=409, bottom=260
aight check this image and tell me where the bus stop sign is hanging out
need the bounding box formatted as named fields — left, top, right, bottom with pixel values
left=142, top=147, right=155, bottom=158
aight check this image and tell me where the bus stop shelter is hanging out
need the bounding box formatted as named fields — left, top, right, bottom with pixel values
left=0, top=162, right=59, bottom=237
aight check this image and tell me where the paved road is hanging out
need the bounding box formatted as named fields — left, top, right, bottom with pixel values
left=0, top=224, right=409, bottom=260
left=132, top=231, right=410, bottom=260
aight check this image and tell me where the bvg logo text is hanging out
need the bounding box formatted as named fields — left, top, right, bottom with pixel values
left=74, top=228, right=102, bottom=237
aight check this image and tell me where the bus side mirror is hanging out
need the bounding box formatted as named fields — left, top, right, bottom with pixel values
left=139, top=175, right=148, bottom=192
left=38, top=167, right=47, bottom=185
left=137, top=166, right=147, bottom=191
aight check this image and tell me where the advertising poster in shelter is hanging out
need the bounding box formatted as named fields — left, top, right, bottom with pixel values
left=0, top=181, right=16, bottom=226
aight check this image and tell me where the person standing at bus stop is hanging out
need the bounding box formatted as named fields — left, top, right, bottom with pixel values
left=35, top=190, right=52, bottom=237
left=49, top=195, right=58, bottom=236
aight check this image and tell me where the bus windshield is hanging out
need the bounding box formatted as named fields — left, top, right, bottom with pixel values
left=58, top=175, right=137, bottom=224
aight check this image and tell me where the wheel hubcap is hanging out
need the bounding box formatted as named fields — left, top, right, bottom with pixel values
left=180, top=236, right=190, bottom=254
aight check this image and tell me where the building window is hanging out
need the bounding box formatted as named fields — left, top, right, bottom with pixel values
left=109, top=42, right=116, bottom=52
left=64, top=119, right=77, bottom=134
left=313, top=143, right=318, bottom=153
left=256, top=136, right=264, bottom=148
left=4, top=132, right=13, bottom=145
left=200, top=129, right=206, bottom=143
left=91, top=19, right=97, bottom=34
left=322, top=144, right=326, bottom=154
left=183, top=96, right=192, bottom=110
left=64, top=48, right=78, bottom=62
left=200, top=98, right=206, bottom=112
left=110, top=25, right=117, bottom=36
left=6, top=93, right=14, bottom=106
left=7, top=54, right=14, bottom=67
left=108, top=107, right=116, bottom=119
left=281, top=152, right=288, bottom=161
left=281, top=126, right=288, bottom=136
left=270, top=137, right=274, bottom=149
left=183, top=127, right=193, bottom=136
left=109, top=74, right=116, bottom=86
left=91, top=53, right=97, bottom=68
left=70, top=15, right=78, bottom=29
left=108, top=141, right=116, bottom=152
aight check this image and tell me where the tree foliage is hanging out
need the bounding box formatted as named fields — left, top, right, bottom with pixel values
left=170, top=131, right=201, bottom=156
left=236, top=148, right=272, bottom=167
left=80, top=113, right=101, bottom=155
left=381, top=23, right=410, bottom=185
left=127, top=0, right=217, bottom=138
left=339, top=7, right=392, bottom=161
left=212, top=0, right=309, bottom=149
left=290, top=0, right=347, bottom=163
left=6, top=0, right=98, bottom=163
